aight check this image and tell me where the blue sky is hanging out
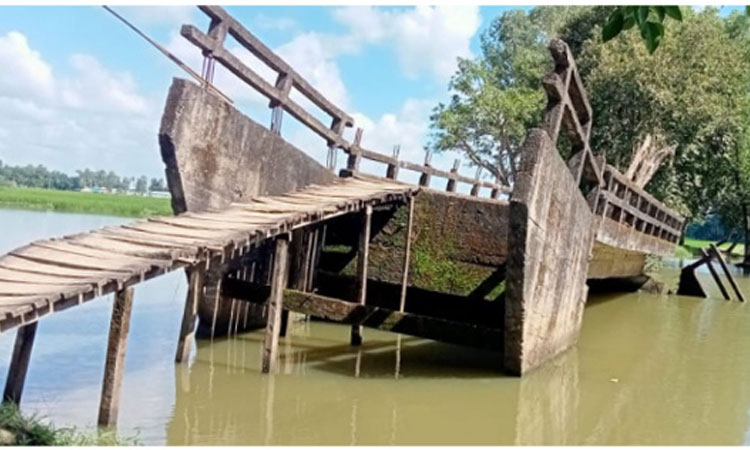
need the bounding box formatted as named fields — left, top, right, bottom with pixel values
left=0, top=5, right=743, bottom=181
left=0, top=5, right=522, bottom=180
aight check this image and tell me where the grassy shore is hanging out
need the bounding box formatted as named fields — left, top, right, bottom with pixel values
left=0, top=403, right=137, bottom=445
left=682, top=237, right=745, bottom=257
left=0, top=186, right=172, bottom=218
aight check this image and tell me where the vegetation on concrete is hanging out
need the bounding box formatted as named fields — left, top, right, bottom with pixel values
left=0, top=186, right=172, bottom=218
left=0, top=403, right=137, bottom=445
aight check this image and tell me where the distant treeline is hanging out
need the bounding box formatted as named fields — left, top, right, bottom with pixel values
left=0, top=160, right=166, bottom=193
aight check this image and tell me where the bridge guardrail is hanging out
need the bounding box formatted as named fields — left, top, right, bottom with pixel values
left=595, top=165, right=684, bottom=243
left=181, top=5, right=512, bottom=200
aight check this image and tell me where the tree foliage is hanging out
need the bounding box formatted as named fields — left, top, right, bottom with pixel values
left=0, top=160, right=166, bottom=194
left=430, top=6, right=750, bottom=231
left=581, top=8, right=750, bottom=220
left=428, top=7, right=602, bottom=186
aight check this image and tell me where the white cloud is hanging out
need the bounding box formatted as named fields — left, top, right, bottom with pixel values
left=333, top=5, right=481, bottom=82
left=0, top=31, right=158, bottom=178
left=276, top=32, right=352, bottom=109
left=0, top=31, right=54, bottom=101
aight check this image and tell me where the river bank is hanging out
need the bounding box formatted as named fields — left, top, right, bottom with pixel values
left=0, top=186, right=171, bottom=218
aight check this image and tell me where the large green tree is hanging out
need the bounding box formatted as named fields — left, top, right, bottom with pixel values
left=430, top=7, right=750, bottom=230
left=428, top=7, right=606, bottom=186
left=580, top=8, right=750, bottom=223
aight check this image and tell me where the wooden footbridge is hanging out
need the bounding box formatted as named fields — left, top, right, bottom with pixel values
left=0, top=5, right=686, bottom=432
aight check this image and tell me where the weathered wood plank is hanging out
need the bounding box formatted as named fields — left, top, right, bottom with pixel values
left=98, top=287, right=134, bottom=428
left=283, top=290, right=503, bottom=350
left=2, top=322, right=38, bottom=404
left=700, top=248, right=730, bottom=301
left=262, top=236, right=290, bottom=373
left=710, top=244, right=746, bottom=302
left=175, top=264, right=206, bottom=363
left=399, top=197, right=414, bottom=313
left=350, top=205, right=372, bottom=346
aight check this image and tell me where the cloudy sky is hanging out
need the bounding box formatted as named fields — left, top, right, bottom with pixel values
left=0, top=5, right=531, bottom=180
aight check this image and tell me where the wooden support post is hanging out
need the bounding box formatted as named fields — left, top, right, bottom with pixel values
left=175, top=263, right=206, bottom=363
left=98, top=287, right=134, bottom=428
left=710, top=244, right=746, bottom=302
left=351, top=205, right=372, bottom=346
left=700, top=248, right=730, bottom=301
left=262, top=235, right=290, bottom=373
left=2, top=322, right=38, bottom=405
left=399, top=197, right=414, bottom=313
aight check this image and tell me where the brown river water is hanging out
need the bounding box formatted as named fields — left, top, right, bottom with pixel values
left=2, top=208, right=750, bottom=445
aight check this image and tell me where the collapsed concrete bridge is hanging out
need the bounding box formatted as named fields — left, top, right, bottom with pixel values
left=0, top=5, right=683, bottom=428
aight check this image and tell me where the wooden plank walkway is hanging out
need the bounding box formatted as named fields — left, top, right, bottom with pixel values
left=0, top=175, right=416, bottom=333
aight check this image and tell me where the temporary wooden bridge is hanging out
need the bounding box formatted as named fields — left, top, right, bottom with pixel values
left=0, top=176, right=416, bottom=426
left=0, top=5, right=688, bottom=432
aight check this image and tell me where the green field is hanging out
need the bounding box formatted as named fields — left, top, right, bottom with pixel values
left=680, top=237, right=745, bottom=257
left=0, top=186, right=172, bottom=218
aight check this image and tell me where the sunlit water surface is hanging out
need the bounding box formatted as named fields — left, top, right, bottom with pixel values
left=2, top=208, right=750, bottom=445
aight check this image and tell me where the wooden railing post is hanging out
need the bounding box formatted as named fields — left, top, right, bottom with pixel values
left=386, top=145, right=400, bottom=180
left=2, top=322, right=38, bottom=405
left=345, top=128, right=364, bottom=175
left=470, top=167, right=482, bottom=196
left=98, top=287, right=134, bottom=428
left=446, top=159, right=459, bottom=192
left=419, top=151, right=432, bottom=187
left=351, top=205, right=372, bottom=346
left=262, top=235, right=291, bottom=373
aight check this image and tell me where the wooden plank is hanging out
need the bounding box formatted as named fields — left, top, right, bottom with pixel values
left=399, top=197, right=414, bottom=313
left=700, top=248, right=730, bottom=301
left=710, top=244, right=746, bottom=302
left=262, top=235, right=290, bottom=373
left=175, top=263, right=205, bottom=363
left=351, top=205, right=372, bottom=346
left=283, top=290, right=503, bottom=350
left=2, top=322, right=38, bottom=404
left=98, top=287, right=134, bottom=428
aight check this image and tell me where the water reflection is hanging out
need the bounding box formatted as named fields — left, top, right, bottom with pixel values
left=6, top=209, right=750, bottom=445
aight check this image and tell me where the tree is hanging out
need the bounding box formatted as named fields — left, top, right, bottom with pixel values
left=428, top=7, right=601, bottom=186
left=135, top=176, right=148, bottom=194
left=580, top=8, right=750, bottom=220
left=149, top=178, right=166, bottom=192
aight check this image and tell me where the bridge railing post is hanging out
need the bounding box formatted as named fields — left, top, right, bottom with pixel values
left=419, top=151, right=432, bottom=187
left=386, top=145, right=400, bottom=180
left=446, top=159, right=459, bottom=193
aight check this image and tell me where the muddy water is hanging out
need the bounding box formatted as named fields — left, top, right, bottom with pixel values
left=3, top=209, right=750, bottom=445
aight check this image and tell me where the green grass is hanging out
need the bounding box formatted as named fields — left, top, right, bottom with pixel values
left=0, top=403, right=138, bottom=445
left=0, top=186, right=172, bottom=218
left=682, top=237, right=745, bottom=257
